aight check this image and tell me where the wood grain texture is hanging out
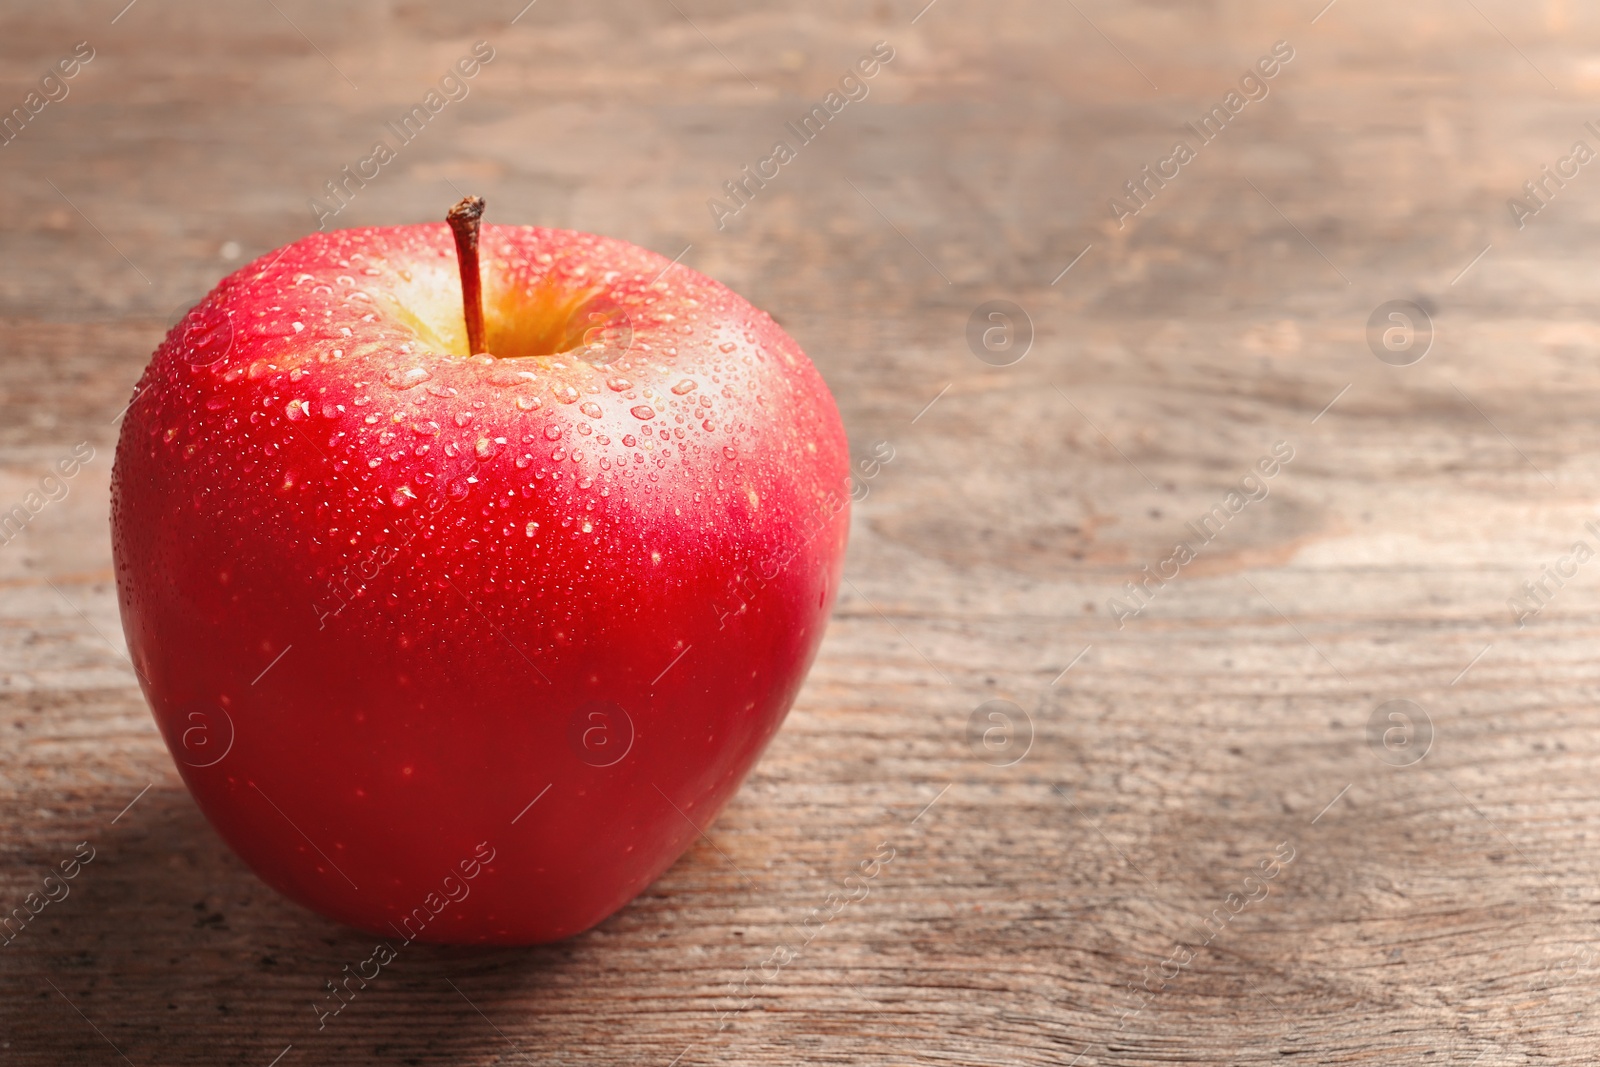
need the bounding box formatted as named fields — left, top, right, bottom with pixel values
left=3, top=0, right=1600, bottom=1063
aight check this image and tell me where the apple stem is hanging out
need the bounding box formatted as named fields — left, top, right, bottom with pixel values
left=446, top=195, right=487, bottom=355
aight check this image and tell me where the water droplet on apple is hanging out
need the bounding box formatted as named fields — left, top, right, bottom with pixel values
left=606, top=377, right=631, bottom=391
left=723, top=446, right=737, bottom=460
left=177, top=305, right=236, bottom=366
left=515, top=395, right=542, bottom=411
left=718, top=342, right=736, bottom=353
left=671, top=379, right=697, bottom=395
left=630, top=405, right=655, bottom=420
left=284, top=399, right=309, bottom=421
left=246, top=319, right=296, bottom=339
left=580, top=402, right=603, bottom=419
left=455, top=412, right=473, bottom=427
left=384, top=366, right=432, bottom=390
left=411, top=421, right=441, bottom=436
left=622, top=435, right=637, bottom=447
left=543, top=424, right=563, bottom=441
left=486, top=366, right=533, bottom=388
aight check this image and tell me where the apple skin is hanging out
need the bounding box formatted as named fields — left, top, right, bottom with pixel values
left=111, top=224, right=850, bottom=944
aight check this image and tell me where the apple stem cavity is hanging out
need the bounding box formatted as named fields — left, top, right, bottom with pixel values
left=446, top=195, right=488, bottom=356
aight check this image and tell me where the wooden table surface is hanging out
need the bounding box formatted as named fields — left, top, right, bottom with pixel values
left=5, top=0, right=1600, bottom=1063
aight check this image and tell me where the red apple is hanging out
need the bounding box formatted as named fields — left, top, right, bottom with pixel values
left=111, top=209, right=850, bottom=944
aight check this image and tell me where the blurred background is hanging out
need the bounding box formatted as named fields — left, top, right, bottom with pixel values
left=4, top=0, right=1600, bottom=1063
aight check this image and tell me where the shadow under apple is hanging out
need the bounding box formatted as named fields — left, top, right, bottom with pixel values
left=0, top=784, right=587, bottom=1067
